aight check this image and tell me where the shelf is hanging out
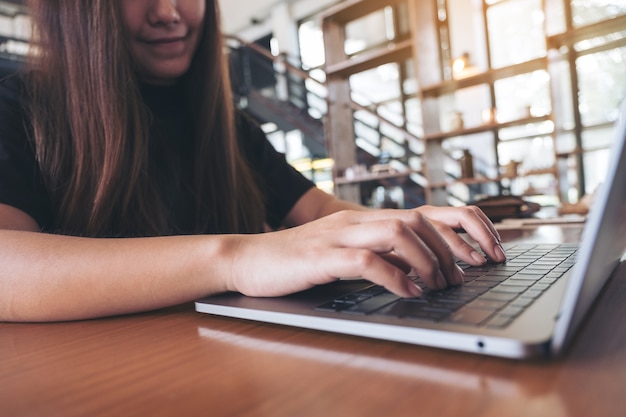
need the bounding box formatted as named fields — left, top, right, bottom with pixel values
left=424, top=115, right=552, bottom=141
left=547, top=14, right=626, bottom=50
left=335, top=169, right=422, bottom=185
left=556, top=144, right=613, bottom=158
left=325, top=38, right=413, bottom=79
left=320, top=0, right=406, bottom=24
left=420, top=58, right=548, bottom=98
left=428, top=168, right=557, bottom=189
left=517, top=167, right=558, bottom=177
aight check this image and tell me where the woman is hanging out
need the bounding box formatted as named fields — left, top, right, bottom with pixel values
left=0, top=0, right=506, bottom=322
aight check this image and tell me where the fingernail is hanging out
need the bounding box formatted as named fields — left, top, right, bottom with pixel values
left=471, top=250, right=486, bottom=264
left=494, top=244, right=507, bottom=262
left=454, top=265, right=465, bottom=285
left=409, top=283, right=423, bottom=297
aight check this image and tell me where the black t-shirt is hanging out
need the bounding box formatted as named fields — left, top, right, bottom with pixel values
left=0, top=73, right=314, bottom=234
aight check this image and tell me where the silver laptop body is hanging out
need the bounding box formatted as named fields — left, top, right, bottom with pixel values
left=195, top=100, right=626, bottom=359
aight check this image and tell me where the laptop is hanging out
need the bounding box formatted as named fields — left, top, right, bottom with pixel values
left=196, top=100, right=626, bottom=359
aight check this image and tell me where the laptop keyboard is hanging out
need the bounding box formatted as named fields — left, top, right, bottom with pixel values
left=315, top=244, right=578, bottom=329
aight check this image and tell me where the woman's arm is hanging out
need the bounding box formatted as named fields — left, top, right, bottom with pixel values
left=0, top=202, right=426, bottom=322
left=282, top=187, right=366, bottom=227
left=0, top=204, right=241, bottom=322
left=0, top=188, right=505, bottom=323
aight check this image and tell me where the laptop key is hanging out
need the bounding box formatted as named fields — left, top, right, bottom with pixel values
left=486, top=315, right=514, bottom=329
left=479, top=291, right=518, bottom=302
left=490, top=285, right=528, bottom=294
left=510, top=297, right=535, bottom=308
left=465, top=298, right=509, bottom=310
left=476, top=274, right=509, bottom=283
left=509, top=273, right=543, bottom=281
left=320, top=244, right=580, bottom=331
left=497, top=305, right=525, bottom=318
left=502, top=279, right=537, bottom=287
left=491, top=265, right=523, bottom=274
left=464, top=280, right=499, bottom=289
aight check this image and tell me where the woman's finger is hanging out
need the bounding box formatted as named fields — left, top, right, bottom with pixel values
left=418, top=205, right=505, bottom=263
left=322, top=247, right=423, bottom=298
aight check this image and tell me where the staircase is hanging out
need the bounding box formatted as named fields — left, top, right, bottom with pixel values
left=228, top=36, right=327, bottom=158
left=226, top=35, right=430, bottom=208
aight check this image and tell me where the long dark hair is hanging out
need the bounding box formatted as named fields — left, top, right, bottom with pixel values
left=25, top=0, right=265, bottom=236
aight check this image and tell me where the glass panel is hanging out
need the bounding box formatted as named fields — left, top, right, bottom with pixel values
left=549, top=50, right=576, bottom=131
left=446, top=0, right=489, bottom=75
left=560, top=154, right=581, bottom=202
left=380, top=135, right=405, bottom=158
left=306, top=93, right=326, bottom=120
left=378, top=100, right=404, bottom=126
left=266, top=130, right=286, bottom=154
left=354, top=109, right=379, bottom=127
left=521, top=136, right=555, bottom=174
left=407, top=136, right=424, bottom=155
left=583, top=148, right=610, bottom=197
left=487, top=0, right=546, bottom=68
left=444, top=132, right=497, bottom=175
left=349, top=64, right=401, bottom=106
left=498, top=136, right=555, bottom=174
left=285, top=130, right=309, bottom=160
left=404, top=97, right=423, bottom=137
left=545, top=0, right=567, bottom=36
left=571, top=0, right=626, bottom=27
left=345, top=8, right=393, bottom=56
left=516, top=173, right=558, bottom=200
left=298, top=19, right=325, bottom=69
left=577, top=46, right=626, bottom=127
left=380, top=122, right=405, bottom=144
left=354, top=120, right=380, bottom=147
left=494, top=70, right=551, bottom=123
left=554, top=131, right=577, bottom=154
left=499, top=121, right=555, bottom=141
left=498, top=139, right=528, bottom=167
left=581, top=125, right=616, bottom=151
left=405, top=97, right=422, bottom=123
left=438, top=84, right=492, bottom=131
left=355, top=137, right=381, bottom=158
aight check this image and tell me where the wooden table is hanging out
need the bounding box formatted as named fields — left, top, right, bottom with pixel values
left=2, top=225, right=626, bottom=417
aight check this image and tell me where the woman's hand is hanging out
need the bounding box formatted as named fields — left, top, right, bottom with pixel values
left=227, top=206, right=505, bottom=299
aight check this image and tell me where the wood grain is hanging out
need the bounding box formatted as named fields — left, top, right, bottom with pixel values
left=1, top=225, right=625, bottom=417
